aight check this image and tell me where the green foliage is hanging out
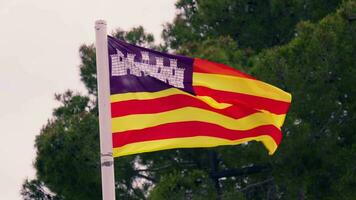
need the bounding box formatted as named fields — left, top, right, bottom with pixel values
left=177, top=36, right=251, bottom=70
left=79, top=45, right=97, bottom=95
left=34, top=92, right=101, bottom=200
left=21, top=179, right=62, bottom=200
left=112, top=26, right=155, bottom=48
left=163, top=0, right=342, bottom=52
left=149, top=170, right=216, bottom=200
left=250, top=1, right=356, bottom=198
left=112, top=26, right=168, bottom=52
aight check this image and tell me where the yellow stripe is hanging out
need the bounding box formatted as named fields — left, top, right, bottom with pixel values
left=195, top=95, right=232, bottom=109
left=193, top=73, right=292, bottom=103
left=110, top=88, right=188, bottom=103
left=111, top=88, right=233, bottom=110
left=270, top=113, right=286, bottom=128
left=113, top=135, right=278, bottom=157
left=112, top=107, right=282, bottom=133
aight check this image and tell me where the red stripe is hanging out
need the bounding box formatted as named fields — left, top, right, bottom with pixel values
left=111, top=94, right=258, bottom=119
left=112, top=122, right=281, bottom=148
left=193, top=86, right=290, bottom=115
left=193, top=58, right=255, bottom=79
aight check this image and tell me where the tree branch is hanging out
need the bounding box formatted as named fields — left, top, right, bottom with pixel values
left=135, top=173, right=157, bottom=183
left=211, top=165, right=270, bottom=179
left=135, top=162, right=196, bottom=172
left=239, top=177, right=274, bottom=192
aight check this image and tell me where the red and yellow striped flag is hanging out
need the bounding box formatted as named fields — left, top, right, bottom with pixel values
left=108, top=37, right=291, bottom=157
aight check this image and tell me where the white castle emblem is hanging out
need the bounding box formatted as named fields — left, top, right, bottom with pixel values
left=110, top=49, right=185, bottom=88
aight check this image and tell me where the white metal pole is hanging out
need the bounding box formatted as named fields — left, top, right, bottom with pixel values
left=95, top=20, right=116, bottom=200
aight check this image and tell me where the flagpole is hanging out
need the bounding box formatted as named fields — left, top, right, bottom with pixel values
left=95, top=20, right=116, bottom=200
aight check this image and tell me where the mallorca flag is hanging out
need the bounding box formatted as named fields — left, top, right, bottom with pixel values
left=108, top=36, right=291, bottom=157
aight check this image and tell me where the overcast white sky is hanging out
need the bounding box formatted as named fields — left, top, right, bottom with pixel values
left=0, top=0, right=177, bottom=199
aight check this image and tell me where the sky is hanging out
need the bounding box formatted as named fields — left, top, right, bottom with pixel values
left=0, top=0, right=177, bottom=199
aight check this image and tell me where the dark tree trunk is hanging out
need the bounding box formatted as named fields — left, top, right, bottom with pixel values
left=209, top=151, right=222, bottom=200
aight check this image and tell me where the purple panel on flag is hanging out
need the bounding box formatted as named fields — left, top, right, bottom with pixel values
left=107, top=36, right=194, bottom=95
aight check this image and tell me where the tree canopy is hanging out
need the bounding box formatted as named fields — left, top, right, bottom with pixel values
left=22, top=1, right=356, bottom=199
left=163, top=0, right=342, bottom=52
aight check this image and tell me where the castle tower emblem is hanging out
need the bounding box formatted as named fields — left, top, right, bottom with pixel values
left=110, top=49, right=185, bottom=88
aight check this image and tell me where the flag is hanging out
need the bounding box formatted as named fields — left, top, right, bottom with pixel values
left=108, top=36, right=291, bottom=157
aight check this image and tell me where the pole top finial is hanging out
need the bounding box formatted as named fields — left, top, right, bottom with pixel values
left=95, top=20, right=107, bottom=30
left=95, top=19, right=107, bottom=25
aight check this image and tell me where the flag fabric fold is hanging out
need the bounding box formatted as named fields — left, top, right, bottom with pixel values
left=107, top=36, right=291, bottom=157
